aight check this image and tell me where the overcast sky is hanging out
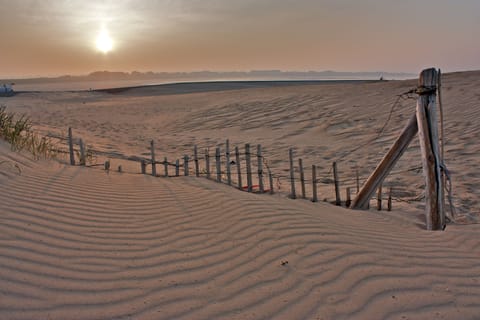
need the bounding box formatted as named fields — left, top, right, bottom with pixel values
left=1, top=0, right=479, bottom=78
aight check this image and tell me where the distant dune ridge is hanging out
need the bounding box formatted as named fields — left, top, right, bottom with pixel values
left=1, top=71, right=480, bottom=319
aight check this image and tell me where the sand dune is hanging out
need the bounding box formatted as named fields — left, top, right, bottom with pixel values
left=1, top=73, right=480, bottom=319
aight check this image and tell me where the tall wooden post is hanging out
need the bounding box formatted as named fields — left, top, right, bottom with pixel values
left=257, top=144, right=264, bottom=193
left=68, top=127, right=75, bottom=165
left=245, top=144, right=253, bottom=192
left=150, top=140, right=156, bottom=177
left=235, top=146, right=242, bottom=189
left=289, top=148, right=296, bottom=199
left=416, top=68, right=444, bottom=230
left=226, top=140, right=232, bottom=185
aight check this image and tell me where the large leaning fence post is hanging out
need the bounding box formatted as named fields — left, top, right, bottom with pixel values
left=245, top=144, right=253, bottom=192
left=289, top=148, right=296, bottom=199
left=226, top=140, right=232, bottom=185
left=68, top=127, right=75, bottom=165
left=150, top=140, right=156, bottom=177
left=351, top=113, right=418, bottom=209
left=312, top=164, right=318, bottom=202
left=235, top=146, right=242, bottom=190
left=257, top=144, right=264, bottom=193
left=333, top=162, right=341, bottom=205
left=194, top=145, right=199, bottom=177
left=215, top=147, right=221, bottom=182
left=416, top=68, right=445, bottom=230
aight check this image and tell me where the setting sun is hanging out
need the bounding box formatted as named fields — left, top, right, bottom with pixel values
left=95, top=28, right=113, bottom=54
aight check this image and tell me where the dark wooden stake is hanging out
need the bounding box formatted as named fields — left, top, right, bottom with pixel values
left=79, top=138, right=86, bottom=166
left=164, top=157, right=168, bottom=177
left=245, top=144, right=253, bottom=192
left=257, top=144, right=264, bottom=193
left=216, top=147, right=221, bottom=182
left=269, top=172, right=274, bottom=194
left=175, top=159, right=180, bottom=177
left=388, top=187, right=393, bottom=211
left=184, top=155, right=189, bottom=176
left=150, top=140, right=156, bottom=177
left=205, top=149, right=210, bottom=179
left=289, top=148, right=296, bottom=199
left=333, top=162, right=341, bottom=206
left=312, top=165, right=318, bottom=202
left=346, top=187, right=352, bottom=207
left=377, top=185, right=382, bottom=211
left=68, top=127, right=75, bottom=165
left=141, top=160, right=146, bottom=174
left=194, top=145, right=199, bottom=177
left=226, top=140, right=232, bottom=185
left=299, top=158, right=306, bottom=199
left=235, top=146, right=242, bottom=190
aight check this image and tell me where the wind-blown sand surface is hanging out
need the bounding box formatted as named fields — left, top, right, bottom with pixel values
left=1, top=73, right=480, bottom=319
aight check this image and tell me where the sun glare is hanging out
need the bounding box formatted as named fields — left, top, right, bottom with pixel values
left=95, top=28, right=113, bottom=54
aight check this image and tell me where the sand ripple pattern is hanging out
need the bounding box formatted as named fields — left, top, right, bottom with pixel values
left=1, top=159, right=479, bottom=320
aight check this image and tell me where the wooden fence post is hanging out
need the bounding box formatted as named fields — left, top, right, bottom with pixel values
left=299, top=158, right=306, bottom=199
left=216, top=147, right=221, bottom=182
left=79, top=138, right=86, bottom=166
left=356, top=169, right=360, bottom=194
left=175, top=159, right=180, bottom=177
left=257, top=144, right=264, bottom=193
left=289, top=148, right=296, bottom=199
left=205, top=149, right=210, bottom=179
left=245, top=144, right=253, bottom=192
left=333, top=162, right=341, bottom=206
left=312, top=165, right=318, bottom=202
left=416, top=68, right=444, bottom=230
left=269, top=172, right=274, bottom=194
left=194, top=145, right=199, bottom=177
left=235, top=146, right=242, bottom=190
left=141, top=160, right=146, bottom=174
left=164, top=157, right=168, bottom=177
left=346, top=187, right=352, bottom=207
left=68, top=127, right=75, bottom=165
left=388, top=187, right=393, bottom=211
left=377, top=185, right=382, bottom=211
left=150, top=140, right=156, bottom=177
left=184, top=155, right=189, bottom=176
left=226, top=140, right=232, bottom=185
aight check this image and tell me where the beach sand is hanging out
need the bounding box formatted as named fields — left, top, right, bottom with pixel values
left=1, top=72, right=479, bottom=319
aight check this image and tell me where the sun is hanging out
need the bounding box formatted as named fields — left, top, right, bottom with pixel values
left=95, top=28, right=113, bottom=54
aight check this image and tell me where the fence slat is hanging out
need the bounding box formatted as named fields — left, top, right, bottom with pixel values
left=299, top=158, right=306, bottom=199
left=257, top=144, right=264, bottom=193
left=150, top=140, right=156, bottom=177
left=68, top=127, right=75, bottom=165
left=175, top=159, right=180, bottom=177
left=226, top=140, right=232, bottom=185
left=377, top=185, right=382, bottom=211
left=205, top=149, right=210, bottom=179
left=164, top=157, right=168, bottom=177
left=216, top=147, right=221, bottom=182
left=236, top=146, right=242, bottom=190
left=333, top=161, right=341, bottom=205
left=289, top=148, right=296, bottom=199
left=312, top=165, right=318, bottom=202
left=194, top=145, right=199, bottom=177
left=184, top=155, right=189, bottom=176
left=79, top=138, right=86, bottom=166
left=245, top=144, right=252, bottom=192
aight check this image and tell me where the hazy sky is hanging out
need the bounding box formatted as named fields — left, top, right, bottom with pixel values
left=1, top=0, right=479, bottom=78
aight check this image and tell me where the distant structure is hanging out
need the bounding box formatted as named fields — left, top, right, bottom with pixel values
left=0, top=84, right=14, bottom=97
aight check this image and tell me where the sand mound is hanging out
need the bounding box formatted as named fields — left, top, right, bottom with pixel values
left=1, top=142, right=479, bottom=319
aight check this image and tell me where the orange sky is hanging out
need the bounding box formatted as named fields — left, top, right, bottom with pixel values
left=1, top=0, right=479, bottom=78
